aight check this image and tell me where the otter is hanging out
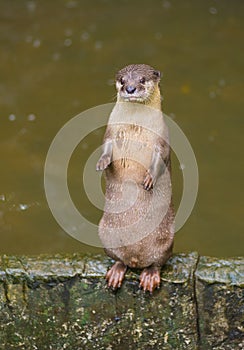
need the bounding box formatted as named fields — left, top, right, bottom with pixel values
left=96, top=64, right=174, bottom=293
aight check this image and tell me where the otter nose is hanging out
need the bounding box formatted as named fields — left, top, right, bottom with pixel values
left=126, top=86, right=136, bottom=94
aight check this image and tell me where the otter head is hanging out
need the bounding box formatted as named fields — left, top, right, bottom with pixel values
left=115, top=64, right=161, bottom=104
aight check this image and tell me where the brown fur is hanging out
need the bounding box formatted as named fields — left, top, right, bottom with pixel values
left=97, top=64, right=174, bottom=292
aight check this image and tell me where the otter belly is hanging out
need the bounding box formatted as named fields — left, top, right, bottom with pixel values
left=98, top=122, right=173, bottom=268
left=101, top=205, right=174, bottom=269
left=98, top=161, right=173, bottom=268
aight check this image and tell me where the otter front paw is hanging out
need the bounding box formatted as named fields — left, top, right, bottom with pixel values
left=143, top=171, right=155, bottom=191
left=96, top=155, right=111, bottom=171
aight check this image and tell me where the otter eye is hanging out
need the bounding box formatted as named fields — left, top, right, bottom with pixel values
left=140, top=77, right=146, bottom=84
left=120, top=78, right=125, bottom=85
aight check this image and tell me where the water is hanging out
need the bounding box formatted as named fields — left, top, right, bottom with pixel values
left=0, top=0, right=243, bottom=257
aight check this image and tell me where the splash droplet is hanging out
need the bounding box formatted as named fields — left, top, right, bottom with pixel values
left=19, top=203, right=29, bottom=211
left=162, top=1, right=171, bottom=9
left=209, top=7, right=217, bottom=15
left=81, top=32, right=90, bottom=41
left=9, top=114, right=16, bottom=121
left=27, top=114, right=36, bottom=121
left=0, top=194, right=5, bottom=201
left=64, top=38, right=72, bottom=47
left=33, top=39, right=41, bottom=48
left=26, top=1, right=36, bottom=12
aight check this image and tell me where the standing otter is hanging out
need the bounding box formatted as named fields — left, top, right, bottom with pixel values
left=96, top=64, right=174, bottom=293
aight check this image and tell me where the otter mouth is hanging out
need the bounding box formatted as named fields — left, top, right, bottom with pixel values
left=123, top=96, right=145, bottom=102
left=119, top=92, right=149, bottom=103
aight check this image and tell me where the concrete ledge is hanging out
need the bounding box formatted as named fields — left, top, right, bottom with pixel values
left=0, top=253, right=243, bottom=350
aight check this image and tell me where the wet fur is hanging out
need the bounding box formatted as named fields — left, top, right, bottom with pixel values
left=97, top=64, right=175, bottom=291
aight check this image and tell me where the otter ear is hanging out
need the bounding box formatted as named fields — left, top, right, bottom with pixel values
left=153, top=70, right=161, bottom=81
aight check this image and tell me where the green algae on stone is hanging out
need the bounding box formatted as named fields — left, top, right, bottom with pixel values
left=0, top=256, right=6, bottom=282
left=21, top=254, right=77, bottom=286
left=196, top=256, right=244, bottom=350
left=81, top=254, right=111, bottom=277
left=161, top=252, right=198, bottom=283
left=0, top=287, right=9, bottom=350
left=195, top=256, right=244, bottom=287
left=2, top=255, right=27, bottom=284
left=24, top=281, right=73, bottom=348
left=0, top=253, right=243, bottom=349
left=66, top=277, right=117, bottom=349
left=0, top=253, right=199, bottom=350
left=112, top=253, right=199, bottom=350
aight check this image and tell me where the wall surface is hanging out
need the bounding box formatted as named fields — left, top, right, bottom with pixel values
left=0, top=253, right=243, bottom=350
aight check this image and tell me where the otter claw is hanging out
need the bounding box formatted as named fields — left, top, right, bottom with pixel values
left=139, top=266, right=161, bottom=293
left=106, top=261, right=127, bottom=290
left=143, top=173, right=154, bottom=190
left=96, top=155, right=111, bottom=171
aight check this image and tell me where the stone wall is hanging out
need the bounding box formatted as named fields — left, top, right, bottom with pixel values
left=0, top=253, right=243, bottom=350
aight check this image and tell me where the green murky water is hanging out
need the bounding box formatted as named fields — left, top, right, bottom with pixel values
left=0, top=0, right=243, bottom=256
